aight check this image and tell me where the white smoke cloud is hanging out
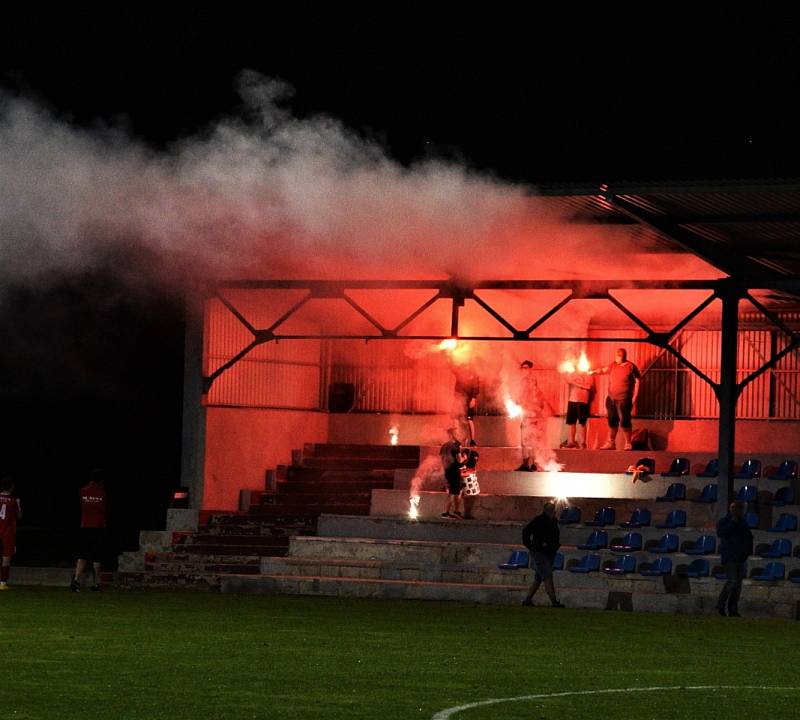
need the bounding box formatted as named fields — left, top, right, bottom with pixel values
left=0, top=71, right=720, bottom=296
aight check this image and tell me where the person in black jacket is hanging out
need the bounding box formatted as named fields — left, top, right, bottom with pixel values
left=716, top=501, right=754, bottom=617
left=521, top=502, right=565, bottom=608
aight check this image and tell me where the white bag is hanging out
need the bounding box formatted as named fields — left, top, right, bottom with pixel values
left=462, top=472, right=480, bottom=496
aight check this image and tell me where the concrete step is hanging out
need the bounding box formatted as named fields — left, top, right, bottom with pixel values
left=117, top=571, right=221, bottom=590
left=304, top=443, right=421, bottom=461
left=287, top=467, right=396, bottom=481
left=207, top=514, right=316, bottom=531
left=286, top=535, right=519, bottom=566
left=287, top=530, right=800, bottom=564
left=302, top=457, right=420, bottom=470
left=277, top=481, right=393, bottom=494
left=375, top=489, right=722, bottom=526
left=416, top=447, right=795, bottom=475
left=181, top=543, right=288, bottom=557
left=269, top=490, right=373, bottom=505
left=317, top=513, right=800, bottom=547
left=259, top=553, right=800, bottom=586
left=249, top=504, right=369, bottom=517
left=396, top=467, right=794, bottom=503
left=5, top=566, right=75, bottom=587
left=147, top=562, right=261, bottom=575
left=186, top=534, right=291, bottom=547
left=219, top=572, right=800, bottom=619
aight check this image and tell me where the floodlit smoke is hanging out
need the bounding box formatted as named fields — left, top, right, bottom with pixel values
left=409, top=456, right=445, bottom=495
left=0, top=71, right=719, bottom=295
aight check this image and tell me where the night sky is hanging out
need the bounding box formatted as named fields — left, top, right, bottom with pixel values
left=2, top=5, right=799, bottom=561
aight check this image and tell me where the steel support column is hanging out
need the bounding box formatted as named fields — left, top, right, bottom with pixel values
left=180, top=290, right=207, bottom=514
left=716, top=283, right=741, bottom=511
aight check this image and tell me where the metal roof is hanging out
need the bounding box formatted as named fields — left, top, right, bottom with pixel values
left=538, top=179, right=800, bottom=280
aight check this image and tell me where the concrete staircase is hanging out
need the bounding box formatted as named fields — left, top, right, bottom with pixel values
left=118, top=443, right=421, bottom=588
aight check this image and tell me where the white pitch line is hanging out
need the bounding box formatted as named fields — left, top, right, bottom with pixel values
left=432, top=685, right=800, bottom=719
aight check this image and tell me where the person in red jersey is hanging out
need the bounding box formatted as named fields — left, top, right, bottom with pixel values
left=0, top=477, right=22, bottom=590
left=71, top=469, right=108, bottom=592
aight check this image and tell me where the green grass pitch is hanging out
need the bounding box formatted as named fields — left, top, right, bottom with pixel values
left=2, top=587, right=799, bottom=719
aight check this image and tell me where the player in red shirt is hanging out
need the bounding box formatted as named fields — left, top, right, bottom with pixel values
left=70, top=470, right=108, bottom=592
left=0, top=477, right=22, bottom=590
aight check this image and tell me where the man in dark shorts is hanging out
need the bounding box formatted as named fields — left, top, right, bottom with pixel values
left=0, top=477, right=22, bottom=590
left=562, top=368, right=594, bottom=449
left=440, top=428, right=464, bottom=519
left=521, top=501, right=565, bottom=607
left=71, top=470, right=109, bottom=592
left=591, top=348, right=641, bottom=450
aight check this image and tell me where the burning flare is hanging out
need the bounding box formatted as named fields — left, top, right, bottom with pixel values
left=559, top=351, right=591, bottom=374
left=408, top=495, right=420, bottom=520
left=505, top=398, right=522, bottom=419
left=438, top=338, right=458, bottom=352
left=389, top=426, right=399, bottom=446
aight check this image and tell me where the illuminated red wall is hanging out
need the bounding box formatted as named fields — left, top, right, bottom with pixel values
left=203, top=407, right=328, bottom=511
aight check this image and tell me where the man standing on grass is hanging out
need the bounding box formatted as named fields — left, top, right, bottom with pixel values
left=521, top=501, right=565, bottom=608
left=0, top=477, right=22, bottom=590
left=716, top=500, right=753, bottom=617
left=71, top=470, right=109, bottom=592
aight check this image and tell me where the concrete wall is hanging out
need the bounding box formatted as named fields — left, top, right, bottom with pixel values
left=203, top=407, right=329, bottom=511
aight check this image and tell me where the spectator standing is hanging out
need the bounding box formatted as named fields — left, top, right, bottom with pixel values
left=71, top=470, right=109, bottom=592
left=521, top=501, right=565, bottom=608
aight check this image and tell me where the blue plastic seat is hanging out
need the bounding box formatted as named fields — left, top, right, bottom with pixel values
left=568, top=553, right=601, bottom=573
left=577, top=530, right=608, bottom=550
left=759, top=538, right=792, bottom=559
left=651, top=533, right=679, bottom=553
left=744, top=512, right=760, bottom=529
left=697, top=458, right=719, bottom=478
left=552, top=552, right=564, bottom=571
left=789, top=573, right=800, bottom=585
left=679, top=558, right=710, bottom=578
left=620, top=508, right=651, bottom=528
left=685, top=535, right=716, bottom=555
left=768, top=459, right=798, bottom=482
left=640, top=557, right=672, bottom=576
left=751, top=561, right=785, bottom=581
left=498, top=550, right=529, bottom=570
left=735, top=459, right=762, bottom=480
left=558, top=506, right=581, bottom=525
left=584, top=507, right=615, bottom=527
left=736, top=485, right=758, bottom=503
left=770, top=486, right=796, bottom=507
left=661, top=457, right=690, bottom=477
left=691, top=484, right=718, bottom=503
left=603, top=555, right=636, bottom=575
left=767, top=513, right=798, bottom=533
left=656, top=483, right=686, bottom=502
left=610, top=532, right=642, bottom=553
left=655, top=509, right=687, bottom=529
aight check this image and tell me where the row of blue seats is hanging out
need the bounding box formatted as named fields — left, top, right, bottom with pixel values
left=632, top=457, right=798, bottom=480
left=499, top=550, right=796, bottom=581
left=561, top=506, right=799, bottom=531
left=653, top=482, right=793, bottom=504
left=575, top=530, right=795, bottom=558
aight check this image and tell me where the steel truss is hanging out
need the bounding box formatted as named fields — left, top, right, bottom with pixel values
left=205, top=278, right=799, bottom=396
